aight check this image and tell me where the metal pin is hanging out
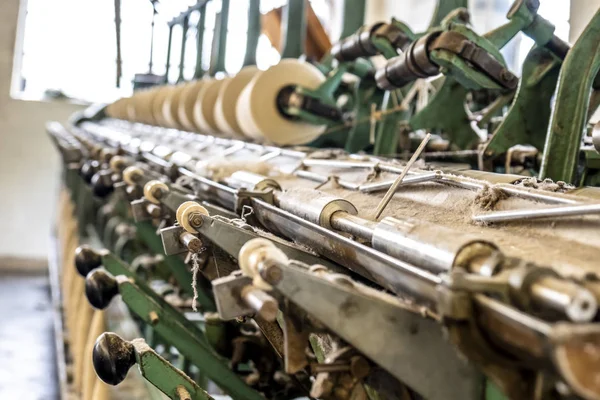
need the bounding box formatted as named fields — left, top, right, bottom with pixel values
left=373, top=133, right=432, bottom=220
left=472, top=204, right=600, bottom=223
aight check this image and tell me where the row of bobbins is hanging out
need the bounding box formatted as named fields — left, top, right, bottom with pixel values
left=105, top=59, right=328, bottom=146
left=57, top=189, right=109, bottom=400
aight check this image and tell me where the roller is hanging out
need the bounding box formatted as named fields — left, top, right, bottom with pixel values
left=150, top=86, right=172, bottom=127
left=133, top=89, right=157, bottom=125
left=106, top=98, right=126, bottom=120
left=177, top=80, right=205, bottom=131
left=193, top=78, right=228, bottom=134
left=162, top=84, right=187, bottom=129
left=214, top=66, right=261, bottom=137
left=176, top=202, right=209, bottom=233
left=82, top=311, right=106, bottom=400
left=236, top=58, right=327, bottom=145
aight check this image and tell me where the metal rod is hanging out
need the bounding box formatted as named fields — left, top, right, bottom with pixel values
left=359, top=171, right=440, bottom=193
left=330, top=212, right=376, bottom=240
left=472, top=204, right=600, bottom=223
left=373, top=133, right=431, bottom=220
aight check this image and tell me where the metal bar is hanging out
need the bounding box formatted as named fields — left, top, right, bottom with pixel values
left=472, top=204, right=600, bottom=224
left=373, top=133, right=431, bottom=220
left=330, top=212, right=376, bottom=240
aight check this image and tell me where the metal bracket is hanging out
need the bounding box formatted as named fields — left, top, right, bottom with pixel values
left=131, top=198, right=153, bottom=222
left=269, top=262, right=484, bottom=400
left=212, top=271, right=254, bottom=320
left=160, top=225, right=188, bottom=256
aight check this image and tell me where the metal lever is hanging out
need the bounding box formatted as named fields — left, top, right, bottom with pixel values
left=93, top=332, right=214, bottom=400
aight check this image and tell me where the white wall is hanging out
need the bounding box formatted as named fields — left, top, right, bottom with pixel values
left=570, top=0, right=600, bottom=42
left=0, top=0, right=84, bottom=262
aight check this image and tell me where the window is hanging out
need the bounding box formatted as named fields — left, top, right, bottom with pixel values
left=13, top=0, right=333, bottom=104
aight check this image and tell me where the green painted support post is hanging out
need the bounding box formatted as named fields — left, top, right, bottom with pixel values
left=243, top=0, right=261, bottom=66
left=540, top=9, right=600, bottom=183
left=165, top=25, right=174, bottom=83
left=194, top=7, right=207, bottom=79
left=484, top=47, right=560, bottom=158
left=339, top=0, right=366, bottom=40
left=209, top=0, right=230, bottom=75
left=178, top=15, right=190, bottom=82
left=428, top=0, right=468, bottom=29
left=280, top=0, right=306, bottom=58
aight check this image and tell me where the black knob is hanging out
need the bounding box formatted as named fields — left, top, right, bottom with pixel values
left=80, top=160, right=99, bottom=183
left=91, top=170, right=115, bottom=198
left=85, top=269, right=119, bottom=310
left=92, top=332, right=136, bottom=385
left=74, top=245, right=102, bottom=277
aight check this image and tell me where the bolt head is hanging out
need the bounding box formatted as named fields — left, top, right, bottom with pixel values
left=189, top=213, right=204, bottom=228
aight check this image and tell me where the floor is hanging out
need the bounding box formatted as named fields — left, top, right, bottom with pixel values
left=0, top=272, right=59, bottom=399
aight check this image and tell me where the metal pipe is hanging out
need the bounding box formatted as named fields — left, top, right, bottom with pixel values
left=251, top=198, right=442, bottom=306
left=330, top=212, right=376, bottom=240
left=472, top=204, right=600, bottom=223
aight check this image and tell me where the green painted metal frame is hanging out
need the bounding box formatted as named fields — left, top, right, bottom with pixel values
left=101, top=255, right=263, bottom=400
left=243, top=0, right=261, bottom=66
left=209, top=0, right=230, bottom=75
left=132, top=340, right=214, bottom=400
left=428, top=0, right=469, bottom=29
left=194, top=9, right=207, bottom=79
left=339, top=0, right=366, bottom=40
left=540, top=9, right=600, bottom=183
left=280, top=0, right=307, bottom=58
left=484, top=46, right=561, bottom=158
